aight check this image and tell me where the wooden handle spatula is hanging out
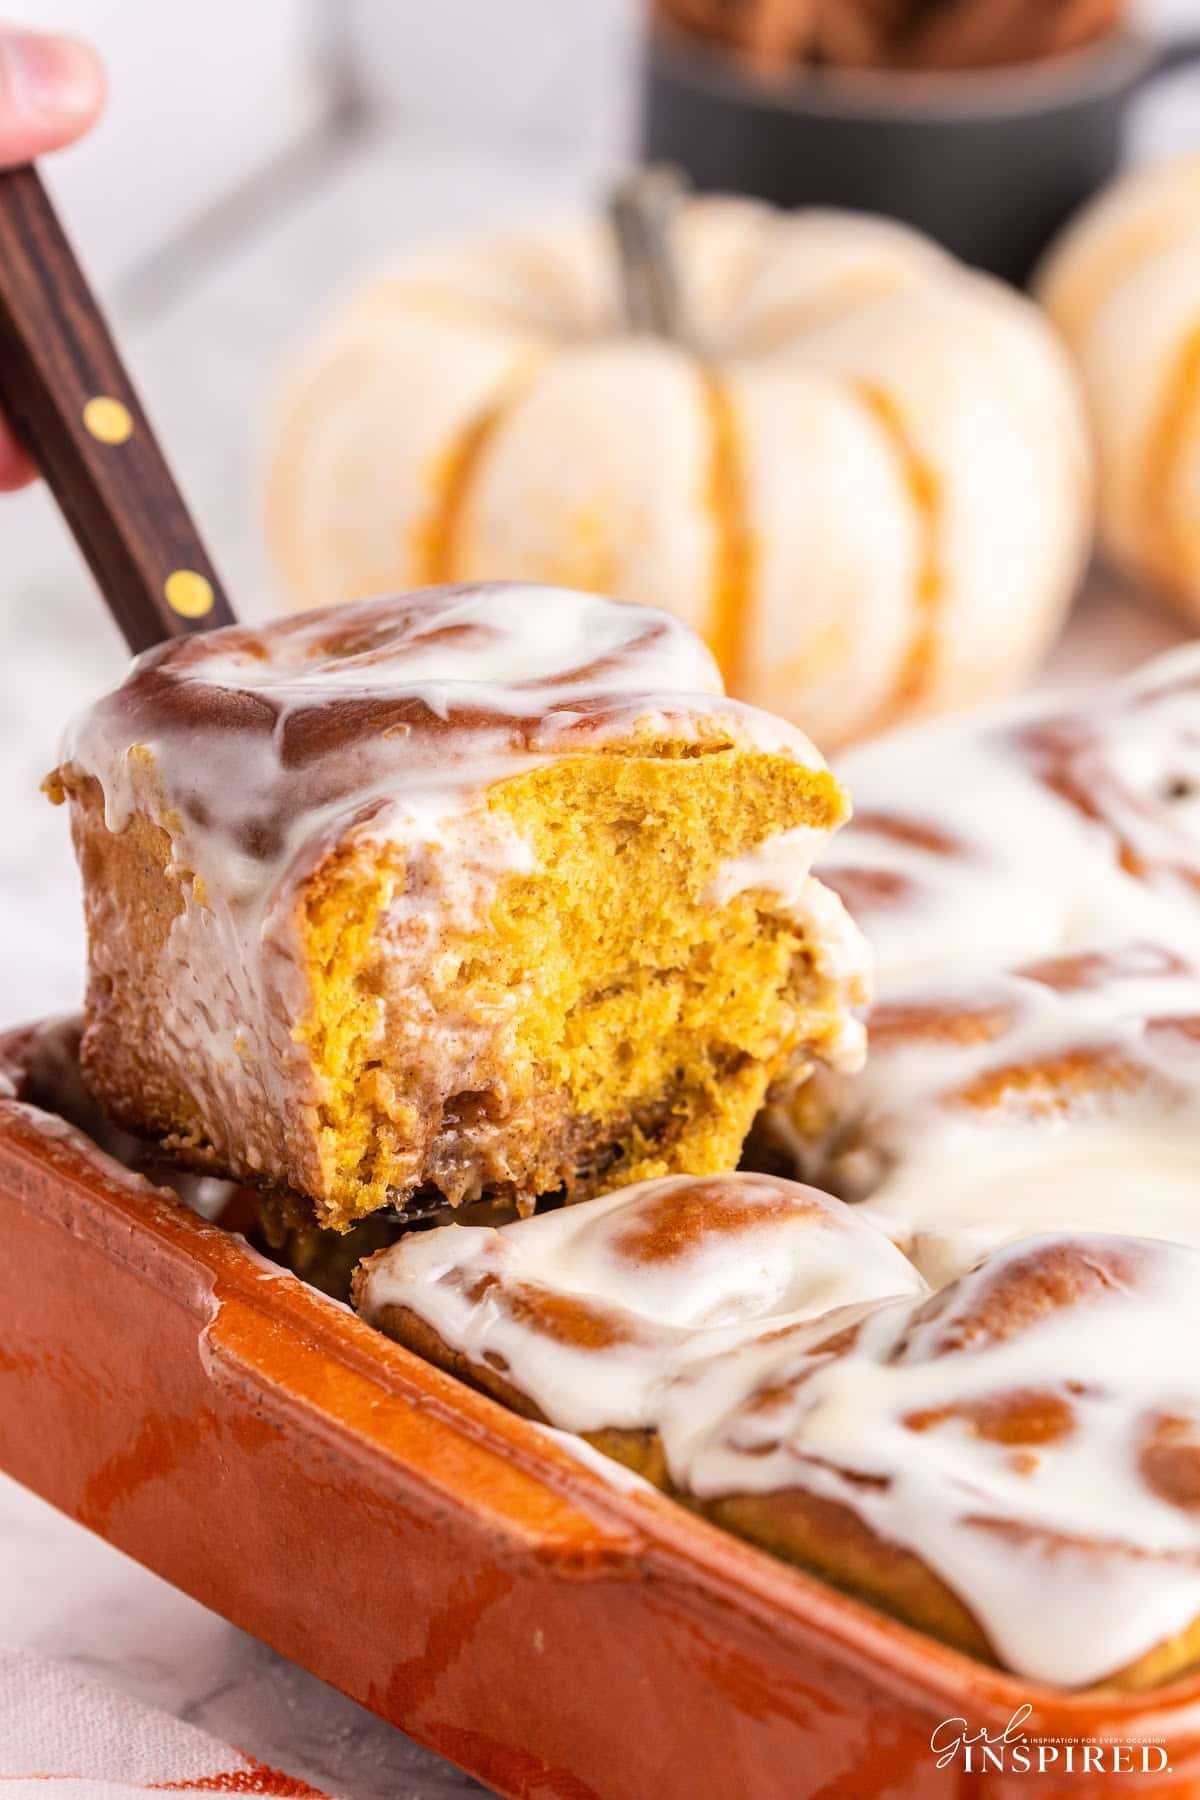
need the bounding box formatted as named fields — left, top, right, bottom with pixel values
left=0, top=163, right=237, bottom=653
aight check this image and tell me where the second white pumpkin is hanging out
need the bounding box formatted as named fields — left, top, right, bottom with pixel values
left=1038, top=154, right=1200, bottom=624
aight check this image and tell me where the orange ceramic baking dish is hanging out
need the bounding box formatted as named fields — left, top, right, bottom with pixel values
left=2, top=1018, right=1200, bottom=1800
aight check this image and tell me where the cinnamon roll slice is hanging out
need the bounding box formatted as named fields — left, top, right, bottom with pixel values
left=47, top=583, right=867, bottom=1229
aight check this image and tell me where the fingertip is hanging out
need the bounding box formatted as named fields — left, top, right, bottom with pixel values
left=0, top=414, right=35, bottom=491
left=53, top=32, right=107, bottom=127
left=0, top=29, right=106, bottom=165
left=0, top=459, right=36, bottom=493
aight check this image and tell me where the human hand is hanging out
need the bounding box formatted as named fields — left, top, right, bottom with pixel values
left=0, top=24, right=105, bottom=490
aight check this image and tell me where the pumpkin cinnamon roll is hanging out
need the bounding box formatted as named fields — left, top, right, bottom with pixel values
left=47, top=583, right=868, bottom=1229
left=359, top=1205, right=1200, bottom=1690
left=758, top=644, right=1200, bottom=1277
left=690, top=1232, right=1200, bottom=1690
left=354, top=1168, right=925, bottom=1485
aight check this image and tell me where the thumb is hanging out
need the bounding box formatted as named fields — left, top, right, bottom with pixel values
left=0, top=25, right=104, bottom=167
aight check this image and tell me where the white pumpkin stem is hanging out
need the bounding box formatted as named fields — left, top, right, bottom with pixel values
left=609, top=166, right=688, bottom=342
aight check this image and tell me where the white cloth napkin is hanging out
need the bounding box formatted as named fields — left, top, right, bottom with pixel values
left=0, top=1647, right=328, bottom=1798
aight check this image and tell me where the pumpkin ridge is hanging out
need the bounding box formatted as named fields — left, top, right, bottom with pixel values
left=417, top=355, right=544, bottom=584
left=702, top=369, right=756, bottom=696
left=266, top=341, right=382, bottom=609
left=740, top=271, right=910, bottom=356
left=366, top=279, right=558, bottom=337
left=856, top=380, right=944, bottom=726
left=267, top=203, right=1091, bottom=741
left=1139, top=317, right=1200, bottom=598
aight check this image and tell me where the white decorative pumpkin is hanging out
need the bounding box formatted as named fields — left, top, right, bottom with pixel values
left=1039, top=154, right=1200, bottom=623
left=267, top=196, right=1091, bottom=747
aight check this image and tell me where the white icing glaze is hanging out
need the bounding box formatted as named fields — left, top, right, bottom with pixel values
left=677, top=1234, right=1200, bottom=1689
left=859, top=1120, right=1200, bottom=1287
left=61, top=583, right=820, bottom=864
left=767, top=940, right=1200, bottom=1272
left=55, top=584, right=864, bottom=1188
left=533, top=1423, right=660, bottom=1495
left=697, top=647, right=1200, bottom=1682
left=703, top=825, right=831, bottom=911
left=823, top=642, right=1200, bottom=986
left=360, top=1182, right=1200, bottom=1684
left=191, top=582, right=720, bottom=704
left=358, top=1172, right=925, bottom=1434
left=784, top=644, right=1200, bottom=1282
left=354, top=644, right=1200, bottom=1687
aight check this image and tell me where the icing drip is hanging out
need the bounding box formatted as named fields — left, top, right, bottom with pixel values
left=703, top=825, right=832, bottom=910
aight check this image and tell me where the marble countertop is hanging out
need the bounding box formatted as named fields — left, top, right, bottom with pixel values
left=0, top=91, right=1195, bottom=1796
left=0, top=1473, right=482, bottom=1797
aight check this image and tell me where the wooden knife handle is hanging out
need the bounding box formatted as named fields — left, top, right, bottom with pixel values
left=0, top=163, right=237, bottom=653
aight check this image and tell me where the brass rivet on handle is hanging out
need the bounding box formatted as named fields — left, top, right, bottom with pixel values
left=82, top=396, right=133, bottom=445
left=164, top=569, right=214, bottom=619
